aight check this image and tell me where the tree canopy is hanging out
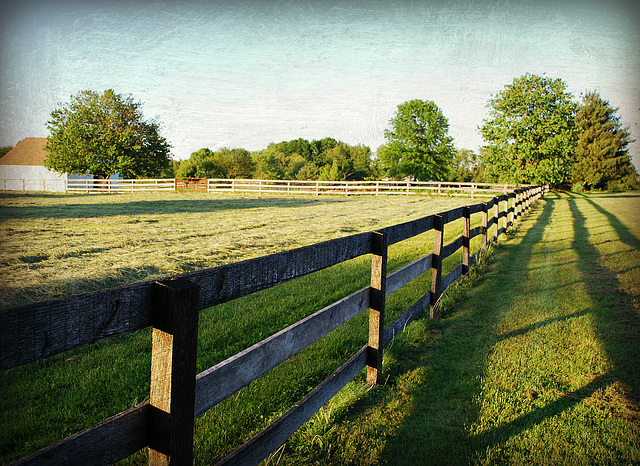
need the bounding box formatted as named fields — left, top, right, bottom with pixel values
left=174, top=137, right=378, bottom=181
left=44, top=89, right=172, bottom=179
left=176, top=147, right=254, bottom=179
left=380, top=99, right=455, bottom=181
left=450, top=148, right=482, bottom=182
left=572, top=91, right=639, bottom=191
left=479, top=73, right=576, bottom=188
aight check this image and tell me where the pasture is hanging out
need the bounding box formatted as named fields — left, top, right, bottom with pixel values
left=0, top=191, right=474, bottom=463
left=1, top=191, right=638, bottom=464
left=0, top=192, right=472, bottom=310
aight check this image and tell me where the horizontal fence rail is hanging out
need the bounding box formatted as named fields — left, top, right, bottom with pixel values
left=208, top=179, right=521, bottom=197
left=0, top=177, right=531, bottom=197
left=0, top=185, right=546, bottom=465
left=66, top=178, right=175, bottom=193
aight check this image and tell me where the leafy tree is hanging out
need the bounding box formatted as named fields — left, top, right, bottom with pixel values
left=479, top=73, right=576, bottom=187
left=349, top=144, right=375, bottom=180
left=450, top=148, right=479, bottom=182
left=572, top=91, right=639, bottom=191
left=177, top=147, right=254, bottom=179
left=381, top=99, right=455, bottom=181
left=253, top=146, right=285, bottom=179
left=44, top=89, right=172, bottom=179
left=309, top=137, right=339, bottom=161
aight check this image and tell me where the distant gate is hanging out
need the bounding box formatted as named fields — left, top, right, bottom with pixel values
left=175, top=177, right=207, bottom=192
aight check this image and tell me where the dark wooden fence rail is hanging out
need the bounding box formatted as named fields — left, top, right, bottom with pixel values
left=0, top=186, right=546, bottom=465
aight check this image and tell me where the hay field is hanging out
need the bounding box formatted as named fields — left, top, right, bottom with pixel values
left=0, top=191, right=470, bottom=309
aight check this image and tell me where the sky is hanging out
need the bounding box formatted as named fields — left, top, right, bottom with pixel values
left=1, top=0, right=639, bottom=169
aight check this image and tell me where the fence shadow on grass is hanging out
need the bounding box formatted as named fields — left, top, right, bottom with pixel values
left=369, top=196, right=558, bottom=463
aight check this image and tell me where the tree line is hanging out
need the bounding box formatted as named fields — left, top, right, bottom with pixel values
left=41, top=74, right=639, bottom=191
left=173, top=138, right=378, bottom=181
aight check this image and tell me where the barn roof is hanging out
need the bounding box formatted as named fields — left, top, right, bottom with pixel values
left=0, top=138, right=48, bottom=166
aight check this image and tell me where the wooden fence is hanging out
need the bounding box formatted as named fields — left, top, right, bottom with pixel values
left=66, top=178, right=176, bottom=193
left=0, top=185, right=545, bottom=465
left=1, top=177, right=525, bottom=197
left=208, top=179, right=519, bottom=197
left=1, top=178, right=66, bottom=192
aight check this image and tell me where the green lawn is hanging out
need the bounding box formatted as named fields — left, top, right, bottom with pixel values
left=273, top=192, right=640, bottom=464
left=0, top=191, right=474, bottom=464
left=2, top=191, right=638, bottom=465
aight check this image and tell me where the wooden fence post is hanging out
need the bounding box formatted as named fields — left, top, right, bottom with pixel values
left=430, top=214, right=444, bottom=319
left=481, top=203, right=488, bottom=249
left=493, top=199, right=499, bottom=242
left=367, top=231, right=388, bottom=385
left=148, top=278, right=200, bottom=465
left=462, top=206, right=470, bottom=276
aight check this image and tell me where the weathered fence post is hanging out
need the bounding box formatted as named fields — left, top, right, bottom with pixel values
left=367, top=231, right=388, bottom=385
left=148, top=278, right=200, bottom=465
left=481, top=202, right=488, bottom=249
left=430, top=214, right=444, bottom=318
left=493, top=199, right=499, bottom=242
left=503, top=196, right=509, bottom=231
left=462, top=206, right=470, bottom=276
left=507, top=193, right=518, bottom=227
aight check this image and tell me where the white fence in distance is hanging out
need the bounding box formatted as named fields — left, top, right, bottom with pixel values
left=207, top=178, right=522, bottom=197
left=0, top=177, right=528, bottom=197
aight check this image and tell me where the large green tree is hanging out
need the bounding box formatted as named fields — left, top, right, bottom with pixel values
left=572, top=91, right=638, bottom=191
left=380, top=99, right=455, bottom=181
left=479, top=73, right=576, bottom=187
left=45, top=89, right=172, bottom=179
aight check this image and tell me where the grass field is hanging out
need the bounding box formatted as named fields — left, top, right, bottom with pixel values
left=272, top=192, right=640, bottom=465
left=1, top=190, right=638, bottom=464
left=0, top=191, right=476, bottom=464
left=0, top=191, right=475, bottom=310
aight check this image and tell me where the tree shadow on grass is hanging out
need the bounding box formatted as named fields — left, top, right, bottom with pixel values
left=0, top=195, right=330, bottom=220
left=574, top=192, right=640, bottom=251
left=464, top=195, right=640, bottom=460
left=567, top=197, right=640, bottom=404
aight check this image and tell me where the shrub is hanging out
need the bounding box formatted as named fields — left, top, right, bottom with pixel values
left=571, top=182, right=585, bottom=193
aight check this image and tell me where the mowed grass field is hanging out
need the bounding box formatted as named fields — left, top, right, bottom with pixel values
left=0, top=191, right=473, bottom=309
left=1, top=190, right=639, bottom=464
left=0, top=191, right=476, bottom=464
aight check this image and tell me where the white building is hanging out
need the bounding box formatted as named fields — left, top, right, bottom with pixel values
left=0, top=138, right=67, bottom=191
left=0, top=137, right=120, bottom=192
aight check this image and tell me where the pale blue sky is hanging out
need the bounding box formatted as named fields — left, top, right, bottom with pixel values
left=1, top=0, right=639, bottom=168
